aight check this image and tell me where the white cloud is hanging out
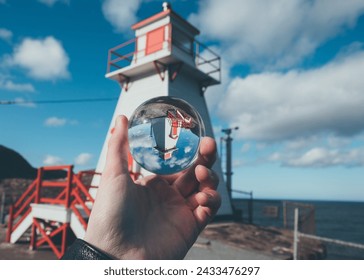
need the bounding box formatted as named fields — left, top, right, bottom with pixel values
left=0, top=79, right=35, bottom=92
left=14, top=98, right=36, bottom=108
left=134, top=151, right=162, bottom=171
left=327, top=135, right=352, bottom=148
left=130, top=132, right=162, bottom=170
left=167, top=154, right=190, bottom=169
left=129, top=130, right=154, bottom=149
left=44, top=117, right=67, bottom=127
left=219, top=50, right=364, bottom=142
left=190, top=0, right=364, bottom=69
left=74, top=153, right=93, bottom=165
left=269, top=146, right=364, bottom=168
left=38, top=0, right=69, bottom=6
left=282, top=136, right=324, bottom=151
left=43, top=154, right=63, bottom=165
left=12, top=36, right=70, bottom=80
left=102, top=0, right=142, bottom=32
left=0, top=28, right=12, bottom=43
left=184, top=146, right=192, bottom=153
left=44, top=116, right=78, bottom=127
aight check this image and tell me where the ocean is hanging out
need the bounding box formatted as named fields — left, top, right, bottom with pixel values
left=232, top=199, right=364, bottom=260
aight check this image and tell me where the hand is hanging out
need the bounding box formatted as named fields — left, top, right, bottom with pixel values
left=84, top=115, right=221, bottom=259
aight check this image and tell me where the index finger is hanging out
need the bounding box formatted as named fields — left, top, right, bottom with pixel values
left=102, top=115, right=131, bottom=179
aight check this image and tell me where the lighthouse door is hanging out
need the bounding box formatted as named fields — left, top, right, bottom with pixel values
left=169, top=120, right=179, bottom=139
left=146, top=26, right=165, bottom=55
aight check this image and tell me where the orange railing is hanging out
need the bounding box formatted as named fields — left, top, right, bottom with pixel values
left=5, top=164, right=145, bottom=258
left=6, top=166, right=100, bottom=243
left=31, top=218, right=69, bottom=259
left=106, top=23, right=221, bottom=85
left=70, top=174, right=98, bottom=229
left=37, top=165, right=73, bottom=207
left=106, top=23, right=172, bottom=73
left=6, top=179, right=37, bottom=242
left=107, top=38, right=137, bottom=73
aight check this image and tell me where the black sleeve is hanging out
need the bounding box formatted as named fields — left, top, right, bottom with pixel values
left=61, top=238, right=113, bottom=260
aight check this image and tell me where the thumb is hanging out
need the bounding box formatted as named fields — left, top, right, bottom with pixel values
left=103, top=115, right=130, bottom=178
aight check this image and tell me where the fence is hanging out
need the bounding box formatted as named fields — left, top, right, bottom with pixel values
left=293, top=208, right=364, bottom=260
left=231, top=190, right=253, bottom=224
left=283, top=201, right=315, bottom=234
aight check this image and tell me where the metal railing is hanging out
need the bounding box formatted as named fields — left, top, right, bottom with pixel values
left=107, top=38, right=138, bottom=73
left=193, top=40, right=221, bottom=83
left=106, top=24, right=221, bottom=83
left=232, top=189, right=253, bottom=224
left=293, top=208, right=364, bottom=260
left=5, top=166, right=100, bottom=258
left=283, top=201, right=315, bottom=234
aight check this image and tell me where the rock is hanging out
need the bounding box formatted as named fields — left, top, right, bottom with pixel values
left=0, top=145, right=66, bottom=179
left=0, top=145, right=37, bottom=179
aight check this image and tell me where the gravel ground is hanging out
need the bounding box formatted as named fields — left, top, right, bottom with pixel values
left=0, top=222, right=291, bottom=260
left=0, top=225, right=57, bottom=260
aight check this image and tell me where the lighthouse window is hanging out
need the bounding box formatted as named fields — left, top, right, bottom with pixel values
left=173, top=28, right=192, bottom=54
left=146, top=26, right=165, bottom=55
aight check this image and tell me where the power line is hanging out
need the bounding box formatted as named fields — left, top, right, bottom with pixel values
left=0, top=97, right=119, bottom=105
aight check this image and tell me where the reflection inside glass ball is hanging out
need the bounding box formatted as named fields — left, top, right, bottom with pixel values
left=128, top=96, right=205, bottom=175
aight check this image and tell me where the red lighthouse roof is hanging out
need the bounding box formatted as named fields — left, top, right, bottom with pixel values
left=131, top=9, right=171, bottom=30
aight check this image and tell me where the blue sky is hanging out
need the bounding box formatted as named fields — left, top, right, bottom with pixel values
left=1, top=0, right=364, bottom=201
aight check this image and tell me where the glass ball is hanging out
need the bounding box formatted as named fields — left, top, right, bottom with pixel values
left=128, top=96, right=205, bottom=175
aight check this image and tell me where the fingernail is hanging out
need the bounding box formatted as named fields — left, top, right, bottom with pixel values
left=115, top=116, right=120, bottom=126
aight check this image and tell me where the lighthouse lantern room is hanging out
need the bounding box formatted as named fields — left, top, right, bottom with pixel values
left=93, top=3, right=232, bottom=217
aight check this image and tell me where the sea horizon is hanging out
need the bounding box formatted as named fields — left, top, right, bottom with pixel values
left=233, top=197, right=364, bottom=204
left=232, top=198, right=364, bottom=259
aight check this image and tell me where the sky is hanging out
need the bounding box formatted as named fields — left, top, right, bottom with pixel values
left=1, top=0, right=364, bottom=202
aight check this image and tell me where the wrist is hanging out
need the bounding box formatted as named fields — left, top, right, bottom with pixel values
left=61, top=238, right=113, bottom=260
left=84, top=234, right=146, bottom=260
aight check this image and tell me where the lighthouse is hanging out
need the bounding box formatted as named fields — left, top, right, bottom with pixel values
left=93, top=3, right=233, bottom=217
left=151, top=108, right=193, bottom=160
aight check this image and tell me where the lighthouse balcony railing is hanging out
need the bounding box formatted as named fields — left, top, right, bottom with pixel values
left=107, top=33, right=221, bottom=83
left=193, top=40, right=221, bottom=83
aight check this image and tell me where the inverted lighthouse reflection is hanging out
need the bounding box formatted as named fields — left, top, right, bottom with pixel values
left=128, top=97, right=205, bottom=175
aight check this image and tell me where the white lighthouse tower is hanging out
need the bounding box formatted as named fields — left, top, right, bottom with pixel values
left=93, top=3, right=233, bottom=217
left=151, top=108, right=192, bottom=160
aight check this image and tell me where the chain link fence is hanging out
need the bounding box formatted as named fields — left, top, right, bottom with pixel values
left=293, top=208, right=364, bottom=260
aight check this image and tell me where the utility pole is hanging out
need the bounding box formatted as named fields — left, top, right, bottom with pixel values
left=221, top=126, right=239, bottom=199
